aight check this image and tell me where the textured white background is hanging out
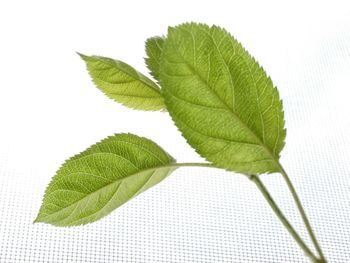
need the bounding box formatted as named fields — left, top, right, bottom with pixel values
left=0, top=0, right=349, bottom=262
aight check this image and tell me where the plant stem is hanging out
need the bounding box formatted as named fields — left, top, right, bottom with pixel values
left=249, top=174, right=321, bottom=263
left=175, top=162, right=216, bottom=168
left=277, top=164, right=326, bottom=262
left=176, top=162, right=325, bottom=262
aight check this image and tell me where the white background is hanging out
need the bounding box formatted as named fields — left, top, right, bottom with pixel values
left=0, top=0, right=349, bottom=262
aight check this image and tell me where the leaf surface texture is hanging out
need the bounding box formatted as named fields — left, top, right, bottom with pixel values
left=145, top=36, right=165, bottom=82
left=160, top=23, right=286, bottom=174
left=35, top=134, right=176, bottom=226
left=80, top=54, right=165, bottom=111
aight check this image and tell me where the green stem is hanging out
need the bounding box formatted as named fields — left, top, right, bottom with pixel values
left=176, top=162, right=325, bottom=262
left=249, top=174, right=321, bottom=262
left=175, top=162, right=216, bottom=168
left=278, top=165, right=326, bottom=262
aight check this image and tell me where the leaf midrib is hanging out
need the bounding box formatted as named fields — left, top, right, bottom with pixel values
left=37, top=163, right=177, bottom=223
left=92, top=56, right=162, bottom=94
left=66, top=168, right=160, bottom=226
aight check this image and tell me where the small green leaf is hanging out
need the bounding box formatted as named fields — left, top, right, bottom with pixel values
left=35, top=133, right=176, bottom=226
left=79, top=53, right=165, bottom=111
left=145, top=36, right=165, bottom=82
left=160, top=23, right=286, bottom=174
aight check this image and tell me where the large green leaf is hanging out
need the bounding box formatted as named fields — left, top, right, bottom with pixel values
left=145, top=36, right=165, bottom=82
left=79, top=53, right=165, bottom=111
left=160, top=23, right=286, bottom=174
left=35, top=134, right=176, bottom=226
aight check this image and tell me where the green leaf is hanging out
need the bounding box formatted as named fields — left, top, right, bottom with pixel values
left=145, top=36, right=165, bottom=82
left=160, top=23, right=286, bottom=175
left=35, top=133, right=176, bottom=226
left=79, top=53, right=165, bottom=111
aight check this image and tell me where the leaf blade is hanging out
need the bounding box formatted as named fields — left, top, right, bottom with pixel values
left=145, top=36, right=165, bottom=82
left=35, top=134, right=176, bottom=226
left=79, top=53, right=165, bottom=111
left=160, top=23, right=286, bottom=174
